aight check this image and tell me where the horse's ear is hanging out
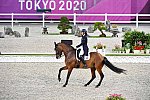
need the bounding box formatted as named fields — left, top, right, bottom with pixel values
left=54, top=42, right=57, bottom=46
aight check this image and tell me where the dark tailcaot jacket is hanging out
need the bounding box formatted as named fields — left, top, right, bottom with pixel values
left=76, top=35, right=89, bottom=56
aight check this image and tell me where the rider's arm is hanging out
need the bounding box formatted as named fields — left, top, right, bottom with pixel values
left=76, top=36, right=87, bottom=48
left=76, top=43, right=82, bottom=48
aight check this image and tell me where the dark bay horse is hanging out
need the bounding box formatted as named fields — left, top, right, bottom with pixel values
left=54, top=42, right=126, bottom=88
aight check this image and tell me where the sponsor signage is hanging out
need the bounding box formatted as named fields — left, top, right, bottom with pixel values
left=0, top=0, right=149, bottom=20
left=18, top=0, right=87, bottom=11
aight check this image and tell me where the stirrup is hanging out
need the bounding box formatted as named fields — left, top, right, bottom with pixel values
left=83, top=64, right=87, bottom=68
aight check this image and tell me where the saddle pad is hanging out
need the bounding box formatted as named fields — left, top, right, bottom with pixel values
left=84, top=55, right=90, bottom=60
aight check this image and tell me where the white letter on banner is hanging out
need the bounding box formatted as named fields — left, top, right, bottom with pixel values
left=19, top=0, right=25, bottom=10
left=34, top=0, right=41, bottom=10
left=49, top=0, right=56, bottom=10
left=26, top=0, right=32, bottom=10
left=42, top=0, right=48, bottom=9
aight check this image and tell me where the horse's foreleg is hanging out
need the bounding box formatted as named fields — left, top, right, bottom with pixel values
left=84, top=67, right=96, bottom=86
left=58, top=66, right=68, bottom=82
left=63, top=68, right=73, bottom=87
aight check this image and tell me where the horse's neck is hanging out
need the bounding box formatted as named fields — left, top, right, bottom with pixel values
left=63, top=50, right=69, bottom=57
left=64, top=50, right=76, bottom=62
left=62, top=45, right=75, bottom=58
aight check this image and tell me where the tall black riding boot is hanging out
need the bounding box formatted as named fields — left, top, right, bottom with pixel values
left=80, top=57, right=87, bottom=68
left=77, top=49, right=81, bottom=60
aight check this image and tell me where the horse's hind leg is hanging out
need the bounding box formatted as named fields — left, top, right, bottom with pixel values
left=84, top=67, right=96, bottom=87
left=58, top=66, right=68, bottom=82
left=95, top=66, right=104, bottom=88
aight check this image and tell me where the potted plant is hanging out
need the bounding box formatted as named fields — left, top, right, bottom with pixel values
left=120, top=47, right=125, bottom=53
left=145, top=44, right=150, bottom=54
left=144, top=34, right=150, bottom=54
left=123, top=30, right=146, bottom=53
left=93, top=22, right=106, bottom=37
left=125, top=43, right=130, bottom=53
left=112, top=44, right=121, bottom=53
left=106, top=94, right=126, bottom=100
left=93, top=42, right=106, bottom=56
left=145, top=34, right=150, bottom=45
left=57, top=16, right=72, bottom=34
left=133, top=41, right=145, bottom=54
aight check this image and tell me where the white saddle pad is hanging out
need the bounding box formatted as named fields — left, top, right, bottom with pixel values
left=84, top=55, right=90, bottom=60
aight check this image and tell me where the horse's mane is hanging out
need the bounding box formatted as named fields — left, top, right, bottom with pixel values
left=58, top=43, right=76, bottom=51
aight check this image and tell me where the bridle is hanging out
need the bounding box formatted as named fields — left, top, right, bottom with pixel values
left=54, top=43, right=63, bottom=59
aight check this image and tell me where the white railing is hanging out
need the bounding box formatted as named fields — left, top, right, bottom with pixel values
left=0, top=13, right=150, bottom=29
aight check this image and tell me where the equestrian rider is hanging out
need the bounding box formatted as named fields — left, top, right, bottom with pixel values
left=76, top=29, right=89, bottom=68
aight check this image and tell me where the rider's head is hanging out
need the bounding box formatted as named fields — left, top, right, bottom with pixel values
left=81, top=29, right=87, bottom=36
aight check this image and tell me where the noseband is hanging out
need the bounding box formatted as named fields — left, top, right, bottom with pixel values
left=55, top=45, right=63, bottom=59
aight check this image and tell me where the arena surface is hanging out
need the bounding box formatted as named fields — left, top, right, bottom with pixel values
left=0, top=63, right=150, bottom=100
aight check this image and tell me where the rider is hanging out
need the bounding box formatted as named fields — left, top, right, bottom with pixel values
left=76, top=29, right=89, bottom=68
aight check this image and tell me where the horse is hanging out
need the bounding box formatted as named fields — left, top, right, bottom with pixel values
left=54, top=42, right=126, bottom=88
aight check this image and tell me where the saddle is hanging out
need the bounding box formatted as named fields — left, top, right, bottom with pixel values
left=76, top=48, right=90, bottom=68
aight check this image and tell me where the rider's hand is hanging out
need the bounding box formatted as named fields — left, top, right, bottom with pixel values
left=76, top=45, right=79, bottom=48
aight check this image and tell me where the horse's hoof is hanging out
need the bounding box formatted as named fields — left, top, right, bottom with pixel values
left=95, top=85, right=99, bottom=88
left=84, top=84, right=88, bottom=87
left=63, top=85, right=66, bottom=87
left=58, top=78, right=61, bottom=82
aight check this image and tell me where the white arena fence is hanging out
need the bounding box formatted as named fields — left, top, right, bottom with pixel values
left=0, top=13, right=150, bottom=29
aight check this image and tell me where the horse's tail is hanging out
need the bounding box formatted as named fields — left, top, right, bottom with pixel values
left=103, top=57, right=126, bottom=74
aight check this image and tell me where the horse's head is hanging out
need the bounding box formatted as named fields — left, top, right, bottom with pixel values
left=54, top=42, right=63, bottom=59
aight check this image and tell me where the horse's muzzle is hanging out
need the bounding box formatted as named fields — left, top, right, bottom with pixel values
left=56, top=56, right=61, bottom=59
